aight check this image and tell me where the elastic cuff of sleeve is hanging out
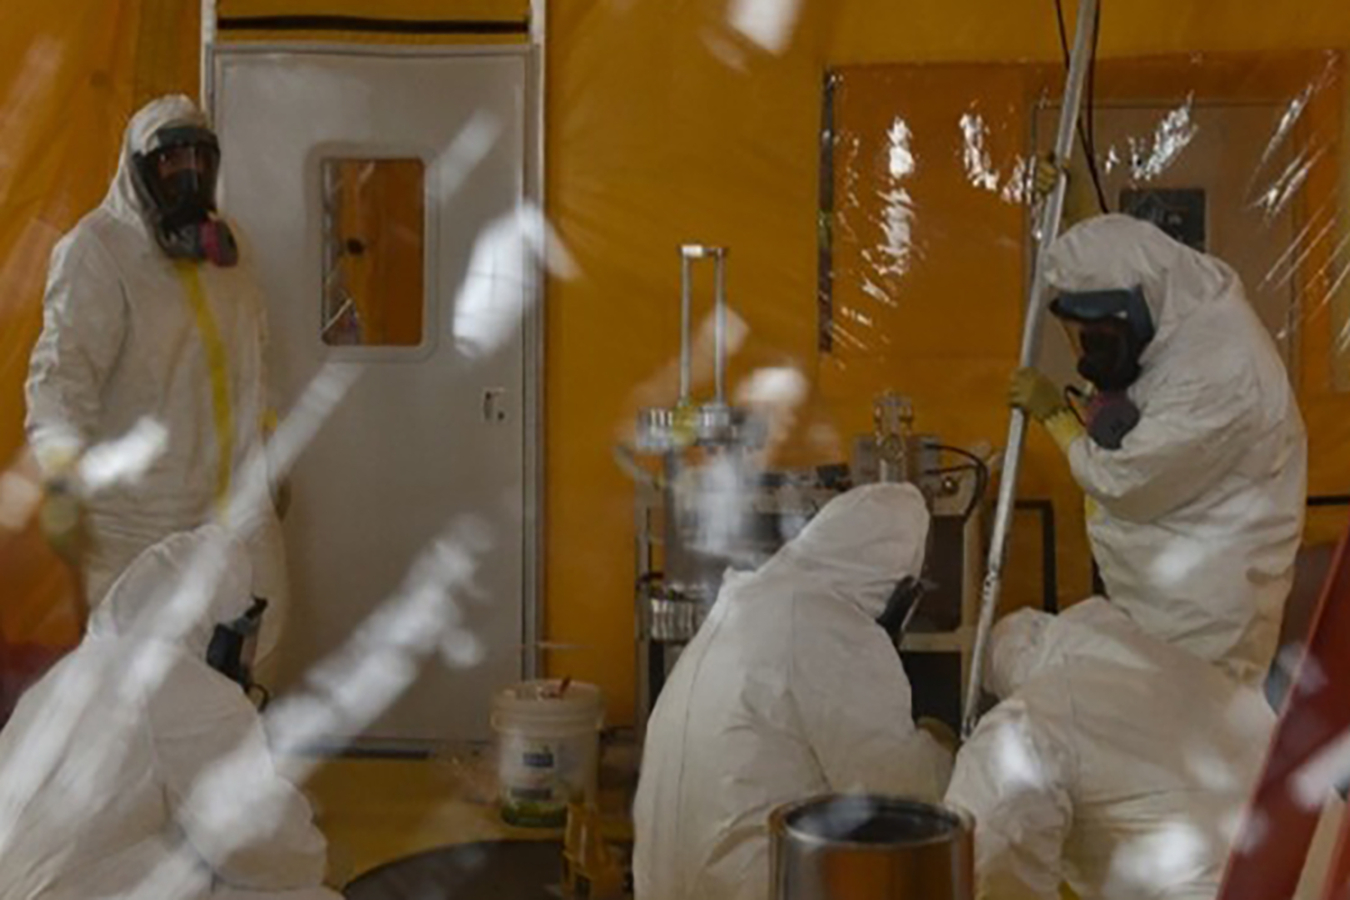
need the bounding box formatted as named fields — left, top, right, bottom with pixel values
left=1044, top=409, right=1085, bottom=454
left=37, top=446, right=81, bottom=479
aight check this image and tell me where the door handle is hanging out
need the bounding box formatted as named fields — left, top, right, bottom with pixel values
left=483, top=388, right=508, bottom=423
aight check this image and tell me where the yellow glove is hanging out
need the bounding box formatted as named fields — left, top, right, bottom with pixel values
left=1009, top=368, right=1085, bottom=454
left=1032, top=153, right=1097, bottom=226
left=38, top=478, right=89, bottom=568
left=1009, top=368, right=1064, bottom=422
left=917, top=716, right=959, bottom=754
left=1032, top=156, right=1063, bottom=205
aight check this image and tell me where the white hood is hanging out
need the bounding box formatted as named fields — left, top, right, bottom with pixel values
left=87, top=524, right=253, bottom=659
left=103, top=94, right=211, bottom=231
left=1044, top=213, right=1243, bottom=362
left=986, top=600, right=1195, bottom=700
left=985, top=607, right=1055, bottom=700
left=760, top=481, right=930, bottom=620
left=633, top=480, right=951, bottom=900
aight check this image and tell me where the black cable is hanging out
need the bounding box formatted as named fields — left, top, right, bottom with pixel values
left=932, top=445, right=990, bottom=522
left=1063, top=386, right=1089, bottom=425
left=1053, top=0, right=1110, bottom=214
left=1085, top=2, right=1109, bottom=213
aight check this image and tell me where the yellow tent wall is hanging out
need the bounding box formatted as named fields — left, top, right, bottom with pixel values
left=0, top=0, right=199, bottom=663
left=2, top=1, right=1348, bottom=726
left=545, top=0, right=1350, bottom=722
left=0, top=0, right=527, bottom=684
left=214, top=0, right=530, bottom=45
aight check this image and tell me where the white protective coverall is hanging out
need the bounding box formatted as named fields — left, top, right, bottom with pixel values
left=24, top=94, right=287, bottom=657
left=633, top=483, right=953, bottom=900
left=1044, top=215, right=1307, bottom=685
left=0, top=526, right=337, bottom=900
left=946, top=599, right=1276, bottom=900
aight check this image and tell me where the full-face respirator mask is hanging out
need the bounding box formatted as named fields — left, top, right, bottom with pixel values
left=131, top=124, right=238, bottom=267
left=1051, top=285, right=1155, bottom=450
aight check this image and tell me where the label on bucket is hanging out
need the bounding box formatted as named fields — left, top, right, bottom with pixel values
left=522, top=748, right=555, bottom=768
left=499, top=734, right=586, bottom=828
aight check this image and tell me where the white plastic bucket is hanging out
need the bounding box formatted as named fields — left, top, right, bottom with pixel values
left=492, top=679, right=604, bottom=828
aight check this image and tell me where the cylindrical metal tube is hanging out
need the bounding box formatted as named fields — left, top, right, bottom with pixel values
left=679, top=249, right=694, bottom=403
left=771, top=796, right=973, bottom=900
left=713, top=247, right=728, bottom=404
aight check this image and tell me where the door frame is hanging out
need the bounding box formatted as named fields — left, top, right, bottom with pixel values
left=203, top=34, right=547, bottom=687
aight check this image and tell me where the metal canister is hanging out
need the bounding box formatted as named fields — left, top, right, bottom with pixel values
left=770, top=795, right=973, bottom=900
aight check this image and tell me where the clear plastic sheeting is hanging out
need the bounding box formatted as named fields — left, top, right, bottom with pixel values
left=821, top=51, right=1350, bottom=619
left=0, top=0, right=1347, bottom=896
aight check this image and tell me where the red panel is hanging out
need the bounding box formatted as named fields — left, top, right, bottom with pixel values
left=1219, top=518, right=1350, bottom=900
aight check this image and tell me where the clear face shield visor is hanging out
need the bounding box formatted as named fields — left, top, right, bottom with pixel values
left=150, top=144, right=219, bottom=203
left=1049, top=286, right=1153, bottom=393
left=136, top=125, right=222, bottom=219
left=1057, top=316, right=1131, bottom=360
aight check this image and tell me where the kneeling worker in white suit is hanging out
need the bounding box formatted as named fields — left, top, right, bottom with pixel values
left=946, top=600, right=1276, bottom=900
left=634, top=483, right=954, bottom=900
left=0, top=526, right=339, bottom=900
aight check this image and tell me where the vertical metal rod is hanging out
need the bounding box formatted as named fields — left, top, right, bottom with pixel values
left=523, top=0, right=549, bottom=683
left=200, top=0, right=218, bottom=111
left=963, top=0, right=1100, bottom=738
left=713, top=248, right=728, bottom=404
left=679, top=247, right=695, bottom=403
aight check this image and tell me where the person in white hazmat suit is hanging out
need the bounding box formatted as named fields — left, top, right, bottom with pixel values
left=24, top=94, right=287, bottom=659
left=946, top=599, right=1276, bottom=900
left=633, top=483, right=954, bottom=900
left=0, top=525, right=338, bottom=900
left=1010, top=214, right=1307, bottom=686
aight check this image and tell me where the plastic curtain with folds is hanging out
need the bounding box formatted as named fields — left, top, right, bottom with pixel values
left=0, top=0, right=1347, bottom=747
left=546, top=6, right=1350, bottom=898
left=0, top=0, right=198, bottom=711
left=1, top=0, right=1350, bottom=893
left=547, top=0, right=1350, bottom=720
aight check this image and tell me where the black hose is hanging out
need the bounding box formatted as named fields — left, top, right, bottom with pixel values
left=1063, top=386, right=1089, bottom=425
left=932, top=445, right=990, bottom=522
left=1054, top=0, right=1110, bottom=214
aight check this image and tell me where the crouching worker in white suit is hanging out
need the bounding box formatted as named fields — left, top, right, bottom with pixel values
left=946, top=599, right=1276, bottom=900
left=0, top=526, right=339, bottom=900
left=634, top=483, right=954, bottom=900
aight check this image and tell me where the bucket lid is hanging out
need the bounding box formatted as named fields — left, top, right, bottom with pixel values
left=493, top=679, right=604, bottom=721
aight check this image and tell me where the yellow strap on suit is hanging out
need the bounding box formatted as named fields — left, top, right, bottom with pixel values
left=176, top=262, right=235, bottom=509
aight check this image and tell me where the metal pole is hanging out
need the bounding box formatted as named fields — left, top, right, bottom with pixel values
left=962, top=0, right=1100, bottom=738
left=713, top=247, right=728, bottom=405
left=200, top=0, right=218, bottom=112
left=679, top=246, right=697, bottom=403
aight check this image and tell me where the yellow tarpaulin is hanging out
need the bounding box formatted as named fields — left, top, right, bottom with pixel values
left=0, top=0, right=198, bottom=703
left=216, top=0, right=530, bottom=45
left=2, top=0, right=1349, bottom=730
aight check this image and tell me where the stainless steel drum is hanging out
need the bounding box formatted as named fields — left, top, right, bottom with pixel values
left=770, top=795, right=973, bottom=900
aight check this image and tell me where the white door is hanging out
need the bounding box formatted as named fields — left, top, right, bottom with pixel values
left=213, top=47, right=536, bottom=747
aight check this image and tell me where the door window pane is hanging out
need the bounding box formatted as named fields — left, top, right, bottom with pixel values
left=321, top=158, right=425, bottom=347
